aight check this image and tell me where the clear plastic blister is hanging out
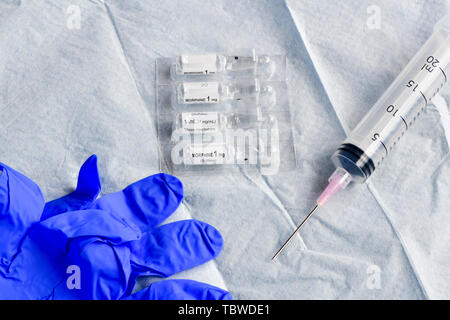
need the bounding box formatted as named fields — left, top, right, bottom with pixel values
left=156, top=49, right=295, bottom=176
left=157, top=78, right=280, bottom=112
left=157, top=49, right=286, bottom=83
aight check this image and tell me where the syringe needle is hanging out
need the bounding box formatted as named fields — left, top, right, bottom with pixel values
left=271, top=204, right=320, bottom=260
left=272, top=168, right=351, bottom=261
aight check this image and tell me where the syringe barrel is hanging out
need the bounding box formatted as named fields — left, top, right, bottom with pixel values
left=332, top=16, right=450, bottom=183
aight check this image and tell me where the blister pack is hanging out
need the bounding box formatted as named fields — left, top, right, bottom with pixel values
left=156, top=49, right=296, bottom=176
left=157, top=49, right=286, bottom=83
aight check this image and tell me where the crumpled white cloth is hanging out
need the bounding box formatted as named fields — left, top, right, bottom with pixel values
left=0, top=0, right=448, bottom=299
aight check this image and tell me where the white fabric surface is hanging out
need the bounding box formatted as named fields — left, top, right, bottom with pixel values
left=0, top=0, right=448, bottom=299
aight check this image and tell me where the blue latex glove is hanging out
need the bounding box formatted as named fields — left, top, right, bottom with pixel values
left=0, top=155, right=231, bottom=300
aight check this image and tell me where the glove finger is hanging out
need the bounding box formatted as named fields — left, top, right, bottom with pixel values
left=51, top=239, right=132, bottom=300
left=41, top=155, right=101, bottom=220
left=93, top=173, right=183, bottom=231
left=10, top=209, right=142, bottom=299
left=36, top=209, right=141, bottom=248
left=0, top=162, right=44, bottom=264
left=128, top=220, right=223, bottom=279
left=124, top=279, right=232, bottom=300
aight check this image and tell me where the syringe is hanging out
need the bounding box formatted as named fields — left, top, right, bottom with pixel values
left=272, top=16, right=450, bottom=260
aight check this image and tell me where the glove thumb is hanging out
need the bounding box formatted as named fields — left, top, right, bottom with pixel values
left=41, top=155, right=101, bottom=220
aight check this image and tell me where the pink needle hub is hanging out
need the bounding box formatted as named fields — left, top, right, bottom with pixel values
left=317, top=167, right=352, bottom=206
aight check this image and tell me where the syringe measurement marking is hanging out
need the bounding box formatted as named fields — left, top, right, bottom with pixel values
left=379, top=140, right=388, bottom=154
left=368, top=54, right=445, bottom=163
left=400, top=115, right=408, bottom=130
left=371, top=84, right=418, bottom=157
left=382, top=60, right=447, bottom=154
left=439, top=67, right=447, bottom=82
left=419, top=90, right=428, bottom=105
